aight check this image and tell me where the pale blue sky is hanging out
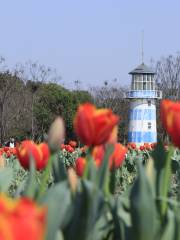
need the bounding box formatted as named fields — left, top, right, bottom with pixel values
left=0, top=0, right=180, bottom=89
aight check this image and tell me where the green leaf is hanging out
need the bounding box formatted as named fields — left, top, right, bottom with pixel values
left=84, top=154, right=98, bottom=183
left=108, top=197, right=126, bottom=240
left=130, top=162, right=156, bottom=240
left=63, top=180, right=91, bottom=240
left=41, top=181, right=72, bottom=240
left=55, top=231, right=64, bottom=240
left=63, top=180, right=104, bottom=240
left=51, top=151, right=67, bottom=183
left=174, top=208, right=180, bottom=240
left=152, top=141, right=166, bottom=172
left=109, top=168, right=116, bottom=195
left=22, top=157, right=38, bottom=198
left=152, top=142, right=174, bottom=218
left=96, top=144, right=114, bottom=194
left=160, top=210, right=175, bottom=240
left=0, top=167, right=13, bottom=192
left=116, top=196, right=131, bottom=227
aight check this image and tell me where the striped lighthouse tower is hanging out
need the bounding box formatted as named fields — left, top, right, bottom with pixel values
left=125, top=63, right=162, bottom=145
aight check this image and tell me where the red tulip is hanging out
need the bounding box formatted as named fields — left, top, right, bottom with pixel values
left=109, top=144, right=127, bottom=170
left=92, top=145, right=105, bottom=167
left=160, top=100, right=180, bottom=148
left=92, top=143, right=127, bottom=170
left=6, top=151, right=11, bottom=158
left=17, top=140, right=50, bottom=170
left=75, top=157, right=86, bottom=177
left=74, top=103, right=119, bottom=146
left=69, top=140, right=77, bottom=148
left=65, top=145, right=74, bottom=153
left=160, top=99, right=175, bottom=134
left=127, top=143, right=137, bottom=150
left=107, top=126, right=118, bottom=144
left=139, top=145, right=145, bottom=151
left=3, top=147, right=9, bottom=153
left=0, top=194, right=46, bottom=240
left=150, top=143, right=156, bottom=149
left=61, top=144, right=65, bottom=150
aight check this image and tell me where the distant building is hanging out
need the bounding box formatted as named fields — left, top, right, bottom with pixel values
left=125, top=62, right=162, bottom=145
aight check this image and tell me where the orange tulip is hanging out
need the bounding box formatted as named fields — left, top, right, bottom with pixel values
left=143, top=143, right=151, bottom=151
left=160, top=100, right=180, bottom=148
left=75, top=157, right=86, bottom=177
left=92, top=143, right=127, bottom=170
left=17, top=140, right=50, bottom=170
left=0, top=194, right=46, bottom=240
left=74, top=103, right=119, bottom=146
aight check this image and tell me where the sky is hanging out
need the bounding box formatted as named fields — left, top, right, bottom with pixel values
left=0, top=0, right=180, bottom=89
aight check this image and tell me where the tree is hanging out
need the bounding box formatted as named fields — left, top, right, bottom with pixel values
left=34, top=83, right=93, bottom=141
left=155, top=54, right=180, bottom=141
left=0, top=70, right=27, bottom=143
left=156, top=54, right=180, bottom=100
left=15, top=61, right=61, bottom=140
left=90, top=80, right=129, bottom=143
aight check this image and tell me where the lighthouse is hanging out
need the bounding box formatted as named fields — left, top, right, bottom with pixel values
left=125, top=62, right=162, bottom=145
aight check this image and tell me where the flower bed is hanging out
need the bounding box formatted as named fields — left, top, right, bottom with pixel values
left=0, top=100, right=179, bottom=239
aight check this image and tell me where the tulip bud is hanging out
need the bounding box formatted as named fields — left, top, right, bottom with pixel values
left=48, top=117, right=65, bottom=152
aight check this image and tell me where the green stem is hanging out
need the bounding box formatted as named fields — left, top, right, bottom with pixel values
left=98, top=145, right=114, bottom=197
left=36, top=155, right=54, bottom=201
left=83, top=147, right=93, bottom=179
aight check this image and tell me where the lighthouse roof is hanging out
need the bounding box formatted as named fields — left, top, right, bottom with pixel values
left=129, top=63, right=155, bottom=74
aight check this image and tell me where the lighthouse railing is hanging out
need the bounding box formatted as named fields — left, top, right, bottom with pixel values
left=124, top=90, right=162, bottom=99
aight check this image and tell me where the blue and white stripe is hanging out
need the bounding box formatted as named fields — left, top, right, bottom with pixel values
left=126, top=90, right=159, bottom=98
left=129, top=109, right=156, bottom=120
left=128, top=100, right=157, bottom=144
left=128, top=131, right=157, bottom=143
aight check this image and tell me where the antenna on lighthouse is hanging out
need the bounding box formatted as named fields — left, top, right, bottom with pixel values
left=141, top=30, right=144, bottom=63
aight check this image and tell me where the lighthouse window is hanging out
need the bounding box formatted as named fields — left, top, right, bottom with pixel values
left=148, top=100, right=151, bottom=106
left=135, top=81, right=137, bottom=90
left=134, top=75, right=138, bottom=81
left=143, top=81, right=146, bottom=90
left=151, top=81, right=154, bottom=90
left=148, top=122, right=151, bottom=129
left=137, top=81, right=142, bottom=90
left=147, top=81, right=151, bottom=90
left=131, top=79, right=134, bottom=90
